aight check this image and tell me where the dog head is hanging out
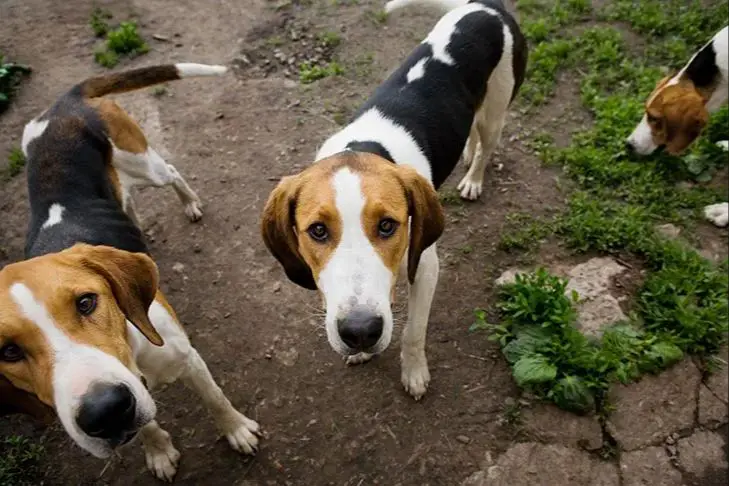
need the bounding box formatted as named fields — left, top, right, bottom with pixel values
left=626, top=75, right=709, bottom=155
left=0, top=244, right=163, bottom=458
left=261, top=151, right=444, bottom=356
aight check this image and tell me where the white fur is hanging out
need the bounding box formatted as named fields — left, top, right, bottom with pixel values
left=21, top=118, right=49, bottom=156
left=174, top=63, right=228, bottom=78
left=41, top=203, right=65, bottom=229
left=111, top=145, right=203, bottom=223
left=627, top=114, right=658, bottom=155
left=9, top=283, right=156, bottom=459
left=407, top=58, right=429, bottom=83
left=317, top=107, right=432, bottom=181
left=317, top=168, right=395, bottom=356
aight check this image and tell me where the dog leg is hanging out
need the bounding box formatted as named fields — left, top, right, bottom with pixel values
left=113, top=146, right=204, bottom=222
left=180, top=347, right=261, bottom=454
left=401, top=244, right=439, bottom=400
left=139, top=420, right=181, bottom=482
left=457, top=112, right=506, bottom=200
left=461, top=122, right=481, bottom=168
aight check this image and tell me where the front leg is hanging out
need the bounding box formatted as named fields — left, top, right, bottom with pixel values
left=401, top=244, right=439, bottom=400
left=139, top=420, right=181, bottom=482
left=180, top=347, right=261, bottom=454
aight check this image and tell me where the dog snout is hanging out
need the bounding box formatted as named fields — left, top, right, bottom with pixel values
left=337, top=308, right=384, bottom=351
left=624, top=139, right=635, bottom=154
left=76, top=383, right=137, bottom=445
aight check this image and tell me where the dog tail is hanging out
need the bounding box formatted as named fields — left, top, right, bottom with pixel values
left=384, top=0, right=469, bottom=14
left=72, top=63, right=227, bottom=98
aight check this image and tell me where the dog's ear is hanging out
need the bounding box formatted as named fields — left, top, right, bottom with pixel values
left=398, top=165, right=445, bottom=283
left=261, top=176, right=317, bottom=290
left=71, top=244, right=163, bottom=346
left=0, top=375, right=55, bottom=423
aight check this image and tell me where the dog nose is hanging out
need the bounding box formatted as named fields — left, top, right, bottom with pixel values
left=337, top=309, right=384, bottom=351
left=77, top=383, right=136, bottom=442
left=624, top=140, right=635, bottom=153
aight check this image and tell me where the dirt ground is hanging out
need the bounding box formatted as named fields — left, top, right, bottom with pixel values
left=0, top=0, right=726, bottom=485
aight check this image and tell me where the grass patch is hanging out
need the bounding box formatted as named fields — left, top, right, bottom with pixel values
left=6, top=147, right=26, bottom=178
left=498, top=213, right=552, bottom=253
left=93, top=20, right=149, bottom=68
left=317, top=30, right=341, bottom=49
left=0, top=435, right=45, bottom=486
left=366, top=9, right=388, bottom=26
left=0, top=56, right=31, bottom=114
left=150, top=85, right=168, bottom=97
left=476, top=0, right=729, bottom=415
left=89, top=7, right=113, bottom=37
left=299, top=61, right=344, bottom=84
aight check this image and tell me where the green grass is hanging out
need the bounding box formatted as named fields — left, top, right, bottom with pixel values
left=6, top=147, right=26, bottom=178
left=475, top=0, right=729, bottom=415
left=299, top=61, right=344, bottom=84
left=0, top=56, right=31, bottom=114
left=93, top=20, right=149, bottom=68
left=498, top=213, right=551, bottom=253
left=89, top=7, right=113, bottom=37
left=0, top=436, right=44, bottom=486
left=317, top=30, right=342, bottom=49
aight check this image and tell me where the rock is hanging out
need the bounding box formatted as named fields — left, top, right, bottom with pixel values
left=495, top=268, right=526, bottom=286
left=607, top=359, right=701, bottom=451
left=705, top=348, right=729, bottom=403
left=521, top=404, right=603, bottom=450
left=620, top=447, right=683, bottom=486
left=483, top=443, right=618, bottom=486
left=461, top=470, right=485, bottom=486
left=566, top=257, right=627, bottom=301
left=655, top=223, right=681, bottom=239
left=456, top=435, right=471, bottom=444
left=276, top=347, right=299, bottom=367
left=678, top=430, right=728, bottom=478
left=172, top=262, right=185, bottom=273
left=698, top=384, right=728, bottom=427
left=704, top=202, right=729, bottom=228
left=575, top=294, right=627, bottom=337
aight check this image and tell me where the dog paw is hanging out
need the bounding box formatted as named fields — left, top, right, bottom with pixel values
left=184, top=201, right=204, bottom=222
left=704, top=202, right=729, bottom=228
left=457, top=175, right=483, bottom=201
left=401, top=352, right=430, bottom=400
left=224, top=412, right=261, bottom=455
left=345, top=352, right=374, bottom=366
left=144, top=441, right=181, bottom=482
left=716, top=140, right=729, bottom=151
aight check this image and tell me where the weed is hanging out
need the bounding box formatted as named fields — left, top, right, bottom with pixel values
left=498, top=213, right=552, bottom=253
left=6, top=147, right=26, bottom=178
left=266, top=35, right=285, bottom=47
left=366, top=9, right=388, bottom=25
left=94, top=48, right=119, bottom=68
left=299, top=61, right=344, bottom=84
left=438, top=187, right=464, bottom=206
left=0, top=56, right=31, bottom=114
left=317, top=30, right=341, bottom=48
left=151, top=85, right=168, bottom=97
left=502, top=401, right=522, bottom=426
left=89, top=7, right=113, bottom=37
left=0, top=436, right=45, bottom=486
left=94, top=21, right=149, bottom=68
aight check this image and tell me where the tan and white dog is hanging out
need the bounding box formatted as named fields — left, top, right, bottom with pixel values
left=626, top=25, right=729, bottom=228
left=1, top=64, right=260, bottom=481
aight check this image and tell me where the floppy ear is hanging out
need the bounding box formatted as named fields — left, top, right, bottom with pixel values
left=261, top=176, right=317, bottom=290
left=398, top=166, right=445, bottom=283
left=0, top=376, right=55, bottom=423
left=71, top=244, right=163, bottom=346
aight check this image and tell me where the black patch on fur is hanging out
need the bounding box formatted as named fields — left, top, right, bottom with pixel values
left=685, top=41, right=720, bottom=89
left=345, top=141, right=395, bottom=163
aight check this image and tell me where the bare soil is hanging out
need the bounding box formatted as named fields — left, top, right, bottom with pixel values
left=0, top=1, right=726, bottom=485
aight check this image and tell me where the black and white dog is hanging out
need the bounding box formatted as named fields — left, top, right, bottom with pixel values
left=262, top=0, right=527, bottom=399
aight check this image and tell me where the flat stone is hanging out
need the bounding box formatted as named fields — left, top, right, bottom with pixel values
left=678, top=430, right=728, bottom=479
left=521, top=404, right=603, bottom=450
left=655, top=223, right=681, bottom=239
left=705, top=347, right=729, bottom=403
left=495, top=268, right=526, bottom=286
left=699, top=384, right=728, bottom=427
left=620, top=447, right=683, bottom=486
left=461, top=471, right=486, bottom=486
left=566, top=257, right=627, bottom=301
left=575, top=293, right=627, bottom=337
left=607, top=359, right=701, bottom=451
left=484, top=443, right=619, bottom=486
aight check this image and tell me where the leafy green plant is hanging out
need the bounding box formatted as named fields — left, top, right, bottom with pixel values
left=299, top=61, right=344, bottom=84
left=89, top=7, right=113, bottom=37
left=0, top=56, right=31, bottom=114
left=6, top=147, right=26, bottom=178
left=94, top=21, right=149, bottom=68
left=317, top=30, right=341, bottom=48
left=498, top=213, right=552, bottom=253
left=0, top=436, right=44, bottom=486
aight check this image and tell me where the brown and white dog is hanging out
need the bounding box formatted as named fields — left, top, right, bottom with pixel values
left=262, top=0, right=526, bottom=399
left=1, top=64, right=260, bottom=481
left=626, top=25, right=728, bottom=228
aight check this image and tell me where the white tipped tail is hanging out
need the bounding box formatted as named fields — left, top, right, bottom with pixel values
left=384, top=0, right=469, bottom=14
left=175, top=63, right=228, bottom=78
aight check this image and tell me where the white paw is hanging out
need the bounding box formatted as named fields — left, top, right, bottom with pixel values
left=144, top=441, right=181, bottom=482
left=704, top=202, right=729, bottom=228
left=401, top=352, right=430, bottom=400
left=224, top=412, right=261, bottom=455
left=345, top=352, right=374, bottom=366
left=716, top=140, right=729, bottom=151
left=457, top=174, right=483, bottom=201
left=184, top=200, right=204, bottom=222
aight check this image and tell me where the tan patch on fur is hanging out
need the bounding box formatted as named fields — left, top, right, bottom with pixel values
left=0, top=244, right=160, bottom=413
left=261, top=152, right=444, bottom=290
left=645, top=75, right=710, bottom=155
left=88, top=98, right=148, bottom=154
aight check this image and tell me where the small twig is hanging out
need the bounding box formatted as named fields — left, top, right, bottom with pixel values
left=459, top=350, right=490, bottom=362
left=152, top=34, right=170, bottom=42
left=267, top=176, right=282, bottom=181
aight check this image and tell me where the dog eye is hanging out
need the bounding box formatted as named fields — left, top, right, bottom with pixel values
left=378, top=218, right=398, bottom=238
left=646, top=113, right=659, bottom=124
left=0, top=343, right=25, bottom=362
left=307, top=223, right=329, bottom=242
left=76, top=293, right=98, bottom=316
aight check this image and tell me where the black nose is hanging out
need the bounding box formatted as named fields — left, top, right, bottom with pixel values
left=76, top=383, right=136, bottom=442
left=337, top=309, right=384, bottom=351
left=624, top=140, right=635, bottom=153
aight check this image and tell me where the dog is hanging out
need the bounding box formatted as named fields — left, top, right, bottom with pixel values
left=261, top=0, right=526, bottom=399
left=626, top=26, right=728, bottom=228
left=0, top=64, right=260, bottom=481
